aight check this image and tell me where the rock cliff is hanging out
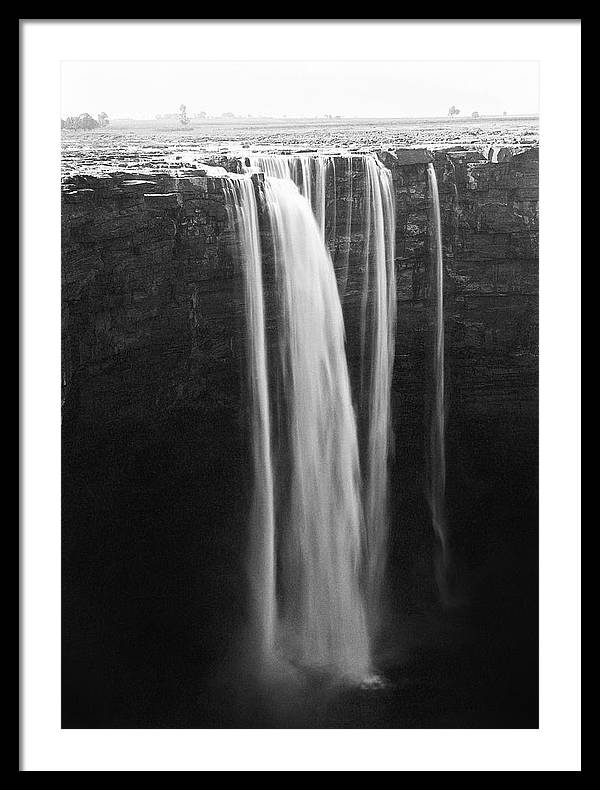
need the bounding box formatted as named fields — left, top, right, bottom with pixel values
left=62, top=148, right=538, bottom=437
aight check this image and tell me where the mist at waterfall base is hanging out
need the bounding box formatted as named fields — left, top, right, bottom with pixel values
left=61, top=155, right=538, bottom=728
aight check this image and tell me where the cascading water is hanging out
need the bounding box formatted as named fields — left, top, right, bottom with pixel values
left=248, top=154, right=331, bottom=239
left=265, top=178, right=371, bottom=680
left=224, top=153, right=397, bottom=681
left=358, top=157, right=397, bottom=624
left=223, top=176, right=276, bottom=662
left=252, top=153, right=397, bottom=629
left=427, top=163, right=450, bottom=604
left=264, top=175, right=371, bottom=679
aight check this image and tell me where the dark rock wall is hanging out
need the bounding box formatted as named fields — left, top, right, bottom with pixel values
left=62, top=174, right=244, bottom=438
left=385, top=149, right=538, bottom=614
left=435, top=148, right=538, bottom=418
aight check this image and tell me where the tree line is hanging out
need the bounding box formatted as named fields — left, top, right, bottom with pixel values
left=61, top=112, right=109, bottom=130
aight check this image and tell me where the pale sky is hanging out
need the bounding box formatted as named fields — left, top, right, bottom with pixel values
left=61, top=60, right=539, bottom=120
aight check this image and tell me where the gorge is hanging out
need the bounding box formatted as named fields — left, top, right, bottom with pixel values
left=62, top=141, right=539, bottom=727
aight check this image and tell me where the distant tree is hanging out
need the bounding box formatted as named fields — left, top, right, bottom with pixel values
left=77, top=113, right=99, bottom=130
left=179, top=104, right=189, bottom=126
left=97, top=112, right=109, bottom=128
left=471, top=111, right=479, bottom=119
left=448, top=105, right=461, bottom=118
left=221, top=112, right=235, bottom=118
left=63, top=113, right=99, bottom=130
left=195, top=111, right=207, bottom=119
left=503, top=110, right=508, bottom=117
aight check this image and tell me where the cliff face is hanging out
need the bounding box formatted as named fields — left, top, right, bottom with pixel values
left=62, top=173, right=241, bottom=435
left=62, top=148, right=538, bottom=437
left=435, top=148, right=538, bottom=415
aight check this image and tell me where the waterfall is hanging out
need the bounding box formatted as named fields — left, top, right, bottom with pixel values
left=263, top=176, right=371, bottom=679
left=427, top=163, right=450, bottom=603
left=251, top=152, right=397, bottom=630
left=248, top=154, right=331, bottom=239
left=223, top=176, right=276, bottom=662
left=358, top=157, right=397, bottom=624
left=224, top=153, right=398, bottom=681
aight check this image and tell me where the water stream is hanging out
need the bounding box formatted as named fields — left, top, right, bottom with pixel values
left=427, top=163, right=450, bottom=604
left=224, top=154, right=398, bottom=680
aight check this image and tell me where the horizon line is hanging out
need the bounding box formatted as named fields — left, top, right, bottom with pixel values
left=65, top=112, right=540, bottom=122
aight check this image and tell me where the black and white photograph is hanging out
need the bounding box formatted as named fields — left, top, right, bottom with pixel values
left=21, top=20, right=581, bottom=771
